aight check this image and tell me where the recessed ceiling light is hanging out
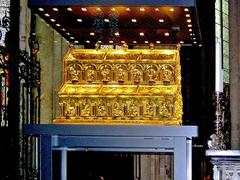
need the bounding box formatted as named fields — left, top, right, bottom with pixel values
left=192, top=33, right=195, bottom=36
left=61, top=28, right=66, bottom=31
left=133, top=41, right=137, bottom=43
left=193, top=37, right=196, bottom=40
left=86, top=40, right=90, bottom=43
left=188, top=24, right=192, bottom=27
left=81, top=8, right=87, bottom=11
left=67, top=7, right=72, bottom=11
left=38, top=8, right=44, bottom=11
left=114, top=32, right=120, bottom=36
left=140, top=8, right=145, bottom=11
left=96, top=8, right=102, bottom=11
left=50, top=19, right=56, bottom=22
left=70, top=37, right=75, bottom=39
left=52, top=8, right=59, bottom=11
left=190, top=33, right=193, bottom=36
left=44, top=13, right=50, bottom=17
left=144, top=41, right=149, bottom=44
left=156, top=41, right=161, bottom=44
left=74, top=40, right=79, bottom=43
left=56, top=23, right=61, bottom=27
left=193, top=41, right=197, bottom=44
left=164, top=32, right=170, bottom=36
left=189, top=29, right=192, bottom=32
left=159, top=19, right=164, bottom=23
left=155, top=8, right=159, bottom=11
left=109, top=40, right=113, bottom=43
left=77, top=19, right=82, bottom=22
left=126, top=8, right=130, bottom=11
left=66, top=32, right=70, bottom=36
left=98, top=41, right=102, bottom=43
left=180, top=41, right=184, bottom=44
left=139, top=32, right=144, bottom=36
left=169, top=8, right=174, bottom=12
left=184, top=8, right=189, bottom=12
left=104, top=19, right=110, bottom=22
left=185, top=14, right=190, bottom=17
left=131, top=19, right=137, bottom=22
left=187, top=19, right=191, bottom=23
left=90, top=32, right=95, bottom=36
left=121, top=41, right=125, bottom=43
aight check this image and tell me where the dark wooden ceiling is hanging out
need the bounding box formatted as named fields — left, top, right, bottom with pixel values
left=30, top=1, right=201, bottom=47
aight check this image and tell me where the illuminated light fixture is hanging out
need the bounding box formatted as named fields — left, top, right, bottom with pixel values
left=144, top=41, right=149, bottom=44
left=184, top=8, right=189, bottom=12
left=66, top=32, right=70, bottom=36
left=44, top=13, right=50, bottom=17
left=126, top=8, right=130, bottom=11
left=140, top=8, right=145, bottom=11
left=50, top=18, right=56, bottom=22
left=38, top=8, right=44, bottom=11
left=67, top=7, right=72, bottom=11
left=185, top=14, right=190, bottom=17
left=109, top=40, right=113, bottom=43
left=104, top=19, right=110, bottom=22
left=187, top=19, right=191, bottom=23
left=131, top=19, right=137, bottom=22
left=193, top=41, right=197, bottom=44
left=90, top=32, right=95, bottom=36
left=190, top=33, right=193, bottom=36
left=169, top=8, right=174, bottom=12
left=86, top=40, right=90, bottom=43
left=81, top=8, right=87, bottom=11
left=164, top=32, right=170, bottom=36
left=133, top=41, right=137, bottom=43
left=155, top=8, right=159, bottom=11
left=56, top=23, right=61, bottom=27
left=192, top=33, right=195, bottom=36
left=159, top=19, right=164, bottom=23
left=96, top=8, right=101, bottom=11
left=180, top=41, right=184, bottom=44
left=61, top=28, right=66, bottom=31
left=139, top=32, right=144, bottom=36
left=74, top=40, right=79, bottom=43
left=70, top=37, right=75, bottom=39
left=121, top=41, right=125, bottom=43
left=114, top=32, right=120, bottom=36
left=189, top=29, right=192, bottom=32
left=111, top=8, right=116, bottom=11
left=188, top=24, right=192, bottom=27
left=52, top=8, right=59, bottom=11
left=193, top=37, right=196, bottom=40
left=98, top=40, right=102, bottom=43
left=77, top=18, right=82, bottom=22
left=156, top=41, right=161, bottom=44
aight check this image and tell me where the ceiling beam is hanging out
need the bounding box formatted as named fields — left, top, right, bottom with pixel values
left=29, top=0, right=195, bottom=7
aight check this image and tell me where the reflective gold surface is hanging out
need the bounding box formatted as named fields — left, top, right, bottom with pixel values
left=53, top=48, right=182, bottom=125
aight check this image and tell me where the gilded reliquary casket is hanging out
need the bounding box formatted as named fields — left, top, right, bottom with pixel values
left=53, top=48, right=182, bottom=125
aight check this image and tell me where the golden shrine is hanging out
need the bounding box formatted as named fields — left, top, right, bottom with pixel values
left=53, top=46, right=183, bottom=125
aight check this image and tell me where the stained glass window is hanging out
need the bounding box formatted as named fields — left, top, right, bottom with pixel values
left=215, top=0, right=229, bottom=84
left=0, top=0, right=10, bottom=47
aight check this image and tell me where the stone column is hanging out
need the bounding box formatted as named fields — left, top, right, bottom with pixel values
left=35, top=15, right=69, bottom=123
left=229, top=0, right=240, bottom=149
left=36, top=16, right=54, bottom=124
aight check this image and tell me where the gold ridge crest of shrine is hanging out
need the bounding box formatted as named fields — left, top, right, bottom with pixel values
left=53, top=47, right=183, bottom=125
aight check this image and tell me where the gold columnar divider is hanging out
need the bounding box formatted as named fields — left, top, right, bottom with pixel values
left=53, top=46, right=183, bottom=125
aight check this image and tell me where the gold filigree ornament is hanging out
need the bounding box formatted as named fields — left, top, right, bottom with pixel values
left=54, top=48, right=182, bottom=125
